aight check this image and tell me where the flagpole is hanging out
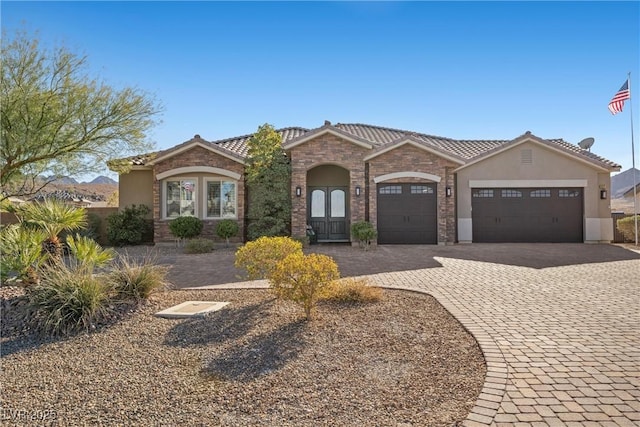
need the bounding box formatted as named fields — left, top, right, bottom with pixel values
left=629, top=72, right=638, bottom=246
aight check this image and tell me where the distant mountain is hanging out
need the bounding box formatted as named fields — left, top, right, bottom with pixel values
left=41, top=175, right=79, bottom=185
left=89, top=175, right=117, bottom=185
left=612, top=168, right=640, bottom=198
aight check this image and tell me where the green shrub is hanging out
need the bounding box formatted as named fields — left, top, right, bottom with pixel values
left=235, top=236, right=303, bottom=280
left=169, top=216, right=203, bottom=241
left=26, top=262, right=113, bottom=336
left=110, top=257, right=168, bottom=302
left=323, top=277, right=383, bottom=303
left=216, top=219, right=239, bottom=247
left=617, top=215, right=640, bottom=242
left=269, top=252, right=340, bottom=319
left=351, top=221, right=377, bottom=251
left=106, top=205, right=152, bottom=246
left=0, top=224, right=48, bottom=284
left=184, top=238, right=215, bottom=254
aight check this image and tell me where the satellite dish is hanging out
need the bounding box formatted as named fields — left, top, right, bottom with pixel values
left=578, top=137, right=595, bottom=151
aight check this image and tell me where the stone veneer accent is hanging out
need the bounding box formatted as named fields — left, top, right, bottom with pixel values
left=368, top=145, right=458, bottom=244
left=146, top=134, right=457, bottom=244
left=152, top=145, right=246, bottom=242
left=288, top=134, right=368, bottom=239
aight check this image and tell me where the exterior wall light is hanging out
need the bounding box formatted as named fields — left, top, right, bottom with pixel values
left=355, top=186, right=361, bottom=197
left=446, top=187, right=452, bottom=197
left=296, top=186, right=302, bottom=197
left=600, top=189, right=607, bottom=199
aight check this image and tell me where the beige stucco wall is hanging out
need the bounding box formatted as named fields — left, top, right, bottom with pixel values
left=119, top=169, right=154, bottom=217
left=455, top=140, right=613, bottom=242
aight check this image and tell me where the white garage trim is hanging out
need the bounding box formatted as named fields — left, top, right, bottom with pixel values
left=374, top=171, right=442, bottom=184
left=468, top=179, right=587, bottom=188
left=585, top=218, right=614, bottom=242
left=457, top=218, right=473, bottom=243
left=156, top=166, right=241, bottom=181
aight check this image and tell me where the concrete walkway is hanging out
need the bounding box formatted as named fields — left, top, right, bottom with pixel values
left=174, top=244, right=640, bottom=426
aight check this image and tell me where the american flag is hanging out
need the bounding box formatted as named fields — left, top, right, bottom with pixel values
left=608, top=79, right=630, bottom=115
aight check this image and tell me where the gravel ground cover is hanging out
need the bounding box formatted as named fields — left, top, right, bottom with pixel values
left=1, top=287, right=485, bottom=426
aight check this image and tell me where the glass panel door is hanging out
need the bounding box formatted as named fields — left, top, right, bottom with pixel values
left=308, top=186, right=349, bottom=241
left=330, top=189, right=345, bottom=217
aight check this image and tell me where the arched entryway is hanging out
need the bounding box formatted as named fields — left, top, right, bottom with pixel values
left=307, top=165, right=350, bottom=242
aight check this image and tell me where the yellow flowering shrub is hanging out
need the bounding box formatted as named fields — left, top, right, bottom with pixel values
left=269, top=252, right=340, bottom=319
left=323, top=277, right=384, bottom=303
left=234, top=236, right=303, bottom=280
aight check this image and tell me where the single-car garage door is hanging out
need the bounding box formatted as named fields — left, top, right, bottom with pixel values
left=472, top=188, right=583, bottom=243
left=377, top=183, right=437, bottom=244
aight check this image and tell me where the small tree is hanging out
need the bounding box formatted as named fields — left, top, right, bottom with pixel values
left=351, top=221, right=377, bottom=251
left=269, top=252, right=340, bottom=320
left=1, top=28, right=161, bottom=200
left=168, top=216, right=203, bottom=245
left=216, top=219, right=239, bottom=247
left=245, top=124, right=291, bottom=240
left=235, top=236, right=303, bottom=280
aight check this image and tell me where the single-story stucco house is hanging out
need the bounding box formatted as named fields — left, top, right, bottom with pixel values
left=110, top=121, right=620, bottom=245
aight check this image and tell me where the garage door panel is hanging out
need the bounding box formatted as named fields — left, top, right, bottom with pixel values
left=377, top=183, right=437, bottom=244
left=472, top=187, right=583, bottom=243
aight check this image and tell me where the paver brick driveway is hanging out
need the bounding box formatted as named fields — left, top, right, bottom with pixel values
left=127, top=243, right=640, bottom=426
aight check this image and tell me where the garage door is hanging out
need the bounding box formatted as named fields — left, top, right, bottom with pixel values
left=472, top=188, right=583, bottom=243
left=377, top=183, right=437, bottom=244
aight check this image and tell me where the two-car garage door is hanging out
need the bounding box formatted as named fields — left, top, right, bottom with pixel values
left=471, top=188, right=583, bottom=243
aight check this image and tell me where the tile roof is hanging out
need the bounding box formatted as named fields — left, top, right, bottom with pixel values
left=216, top=127, right=309, bottom=157
left=114, top=122, right=620, bottom=171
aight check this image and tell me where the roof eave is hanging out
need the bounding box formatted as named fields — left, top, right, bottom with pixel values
left=147, top=140, right=245, bottom=166
left=283, top=125, right=373, bottom=150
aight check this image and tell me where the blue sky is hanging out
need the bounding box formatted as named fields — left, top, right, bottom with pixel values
left=2, top=1, right=639, bottom=179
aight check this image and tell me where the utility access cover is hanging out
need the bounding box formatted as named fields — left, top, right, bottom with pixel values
left=155, top=301, right=229, bottom=319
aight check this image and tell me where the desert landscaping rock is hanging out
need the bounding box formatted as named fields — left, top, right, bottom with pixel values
left=0, top=288, right=485, bottom=426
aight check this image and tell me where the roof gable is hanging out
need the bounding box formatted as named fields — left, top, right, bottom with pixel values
left=454, top=132, right=619, bottom=172
left=363, top=135, right=465, bottom=164
left=282, top=124, right=373, bottom=150
left=147, top=135, right=245, bottom=166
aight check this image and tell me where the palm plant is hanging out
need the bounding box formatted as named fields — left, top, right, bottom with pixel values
left=17, top=199, right=87, bottom=258
left=66, top=234, right=116, bottom=274
left=0, top=224, right=48, bottom=284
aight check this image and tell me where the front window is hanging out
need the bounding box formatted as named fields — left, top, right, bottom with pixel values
left=206, top=180, right=237, bottom=218
left=165, top=179, right=196, bottom=218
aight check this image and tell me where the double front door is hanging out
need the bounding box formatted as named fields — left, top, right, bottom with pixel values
left=308, top=186, right=349, bottom=241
